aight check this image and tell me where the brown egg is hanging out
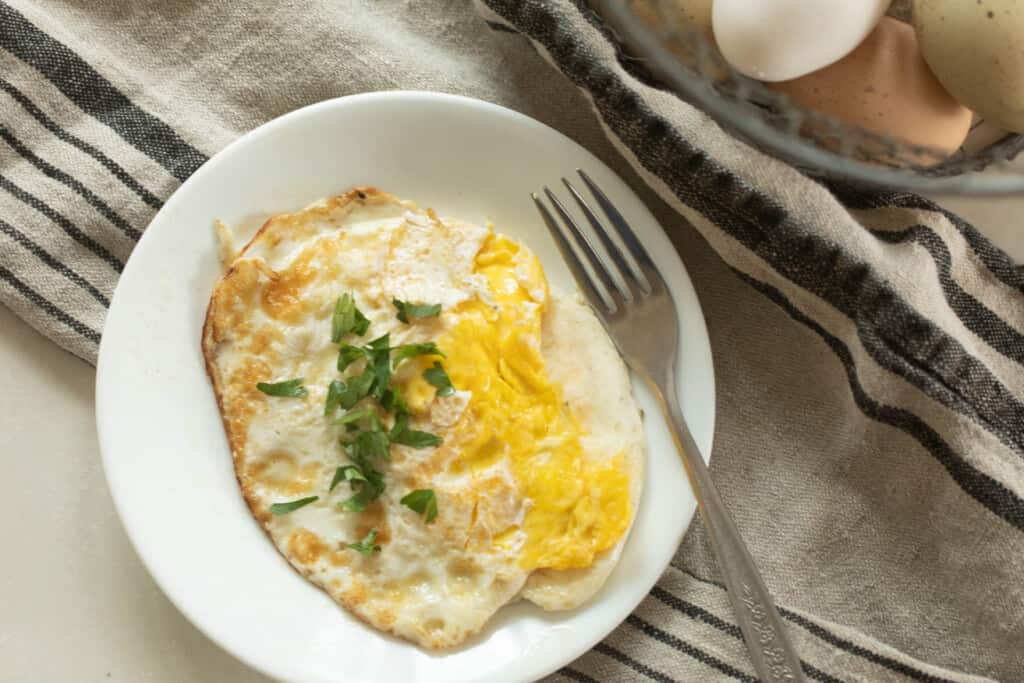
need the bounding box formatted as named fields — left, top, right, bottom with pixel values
left=769, top=17, right=973, bottom=159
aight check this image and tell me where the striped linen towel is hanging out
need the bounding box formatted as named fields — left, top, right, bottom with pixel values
left=2, top=0, right=1022, bottom=680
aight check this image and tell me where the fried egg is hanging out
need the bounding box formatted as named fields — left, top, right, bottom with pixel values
left=202, top=188, right=645, bottom=648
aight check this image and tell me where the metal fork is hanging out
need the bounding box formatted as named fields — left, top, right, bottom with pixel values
left=533, top=170, right=805, bottom=683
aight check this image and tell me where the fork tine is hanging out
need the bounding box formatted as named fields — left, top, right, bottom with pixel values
left=576, top=169, right=654, bottom=293
left=531, top=192, right=618, bottom=315
left=562, top=177, right=636, bottom=301
left=543, top=187, right=624, bottom=309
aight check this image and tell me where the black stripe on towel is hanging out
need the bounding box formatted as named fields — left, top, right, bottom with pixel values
left=0, top=2, right=207, bottom=182
left=733, top=268, right=1024, bottom=529
left=676, top=567, right=960, bottom=683
left=593, top=642, right=680, bottom=683
left=625, top=614, right=757, bottom=682
left=0, top=174, right=123, bottom=272
left=870, top=225, right=1024, bottom=366
left=0, top=78, right=163, bottom=209
left=0, top=218, right=109, bottom=306
left=0, top=265, right=100, bottom=344
left=557, top=667, right=600, bottom=683
left=650, top=586, right=851, bottom=683
left=0, top=126, right=142, bottom=240
left=827, top=183, right=1024, bottom=297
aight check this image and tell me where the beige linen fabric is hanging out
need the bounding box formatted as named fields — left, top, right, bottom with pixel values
left=1, top=1, right=1022, bottom=680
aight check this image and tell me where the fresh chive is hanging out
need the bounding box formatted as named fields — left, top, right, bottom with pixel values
left=393, top=299, right=441, bottom=324
left=400, top=489, right=438, bottom=523
left=423, top=362, right=455, bottom=396
left=256, top=378, right=308, bottom=398
left=270, top=496, right=318, bottom=515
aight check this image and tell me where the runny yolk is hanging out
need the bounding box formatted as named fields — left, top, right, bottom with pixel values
left=404, top=233, right=631, bottom=570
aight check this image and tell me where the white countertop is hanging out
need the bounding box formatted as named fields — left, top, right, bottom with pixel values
left=0, top=196, right=1019, bottom=682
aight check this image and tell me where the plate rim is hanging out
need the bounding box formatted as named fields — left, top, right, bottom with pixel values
left=95, top=90, right=716, bottom=683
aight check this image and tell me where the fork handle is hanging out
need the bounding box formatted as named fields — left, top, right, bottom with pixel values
left=659, top=370, right=806, bottom=683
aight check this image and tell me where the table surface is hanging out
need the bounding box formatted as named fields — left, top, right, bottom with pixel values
left=1, top=193, right=1019, bottom=682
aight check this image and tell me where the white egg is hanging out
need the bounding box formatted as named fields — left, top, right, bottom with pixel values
left=713, top=0, right=891, bottom=82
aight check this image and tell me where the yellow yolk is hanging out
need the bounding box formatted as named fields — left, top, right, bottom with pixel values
left=404, top=233, right=631, bottom=570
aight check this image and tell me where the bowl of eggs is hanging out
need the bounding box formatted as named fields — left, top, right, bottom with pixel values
left=594, top=0, right=1024, bottom=194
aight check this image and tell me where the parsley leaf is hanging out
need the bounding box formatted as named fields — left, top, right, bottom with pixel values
left=351, top=428, right=390, bottom=461
left=391, top=342, right=445, bottom=369
left=331, top=294, right=370, bottom=342
left=257, top=378, right=308, bottom=398
left=367, top=334, right=392, bottom=399
left=324, top=379, right=345, bottom=416
left=337, top=344, right=369, bottom=372
left=389, top=412, right=443, bottom=448
left=329, top=465, right=366, bottom=492
left=346, top=528, right=381, bottom=556
left=400, top=489, right=438, bottom=523
left=381, top=386, right=409, bottom=414
left=333, top=408, right=371, bottom=424
left=391, top=429, right=443, bottom=448
left=423, top=362, right=455, bottom=396
left=334, top=368, right=375, bottom=410
left=270, top=496, right=318, bottom=515
left=335, top=459, right=385, bottom=512
left=393, top=299, right=441, bottom=324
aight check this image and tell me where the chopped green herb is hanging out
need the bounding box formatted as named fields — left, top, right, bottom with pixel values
left=368, top=333, right=391, bottom=351
left=334, top=409, right=373, bottom=425
left=353, top=311, right=370, bottom=336
left=391, top=342, right=445, bottom=369
left=256, top=378, right=308, bottom=398
left=336, top=469, right=384, bottom=512
left=331, top=294, right=370, bottom=342
left=352, top=428, right=390, bottom=461
left=337, top=491, right=371, bottom=512
left=393, top=299, right=442, bottom=324
left=324, top=379, right=344, bottom=415
left=400, top=489, right=438, bottom=523
left=423, top=362, right=455, bottom=396
left=391, top=429, right=443, bottom=448
left=381, top=387, right=409, bottom=414
left=367, top=334, right=392, bottom=400
left=337, top=344, right=369, bottom=372
left=329, top=465, right=366, bottom=492
left=389, top=412, right=443, bottom=448
left=270, top=496, right=318, bottom=515
left=346, top=528, right=381, bottom=556
left=335, top=368, right=375, bottom=410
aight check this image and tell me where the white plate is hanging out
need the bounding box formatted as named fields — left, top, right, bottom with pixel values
left=96, top=92, right=715, bottom=683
